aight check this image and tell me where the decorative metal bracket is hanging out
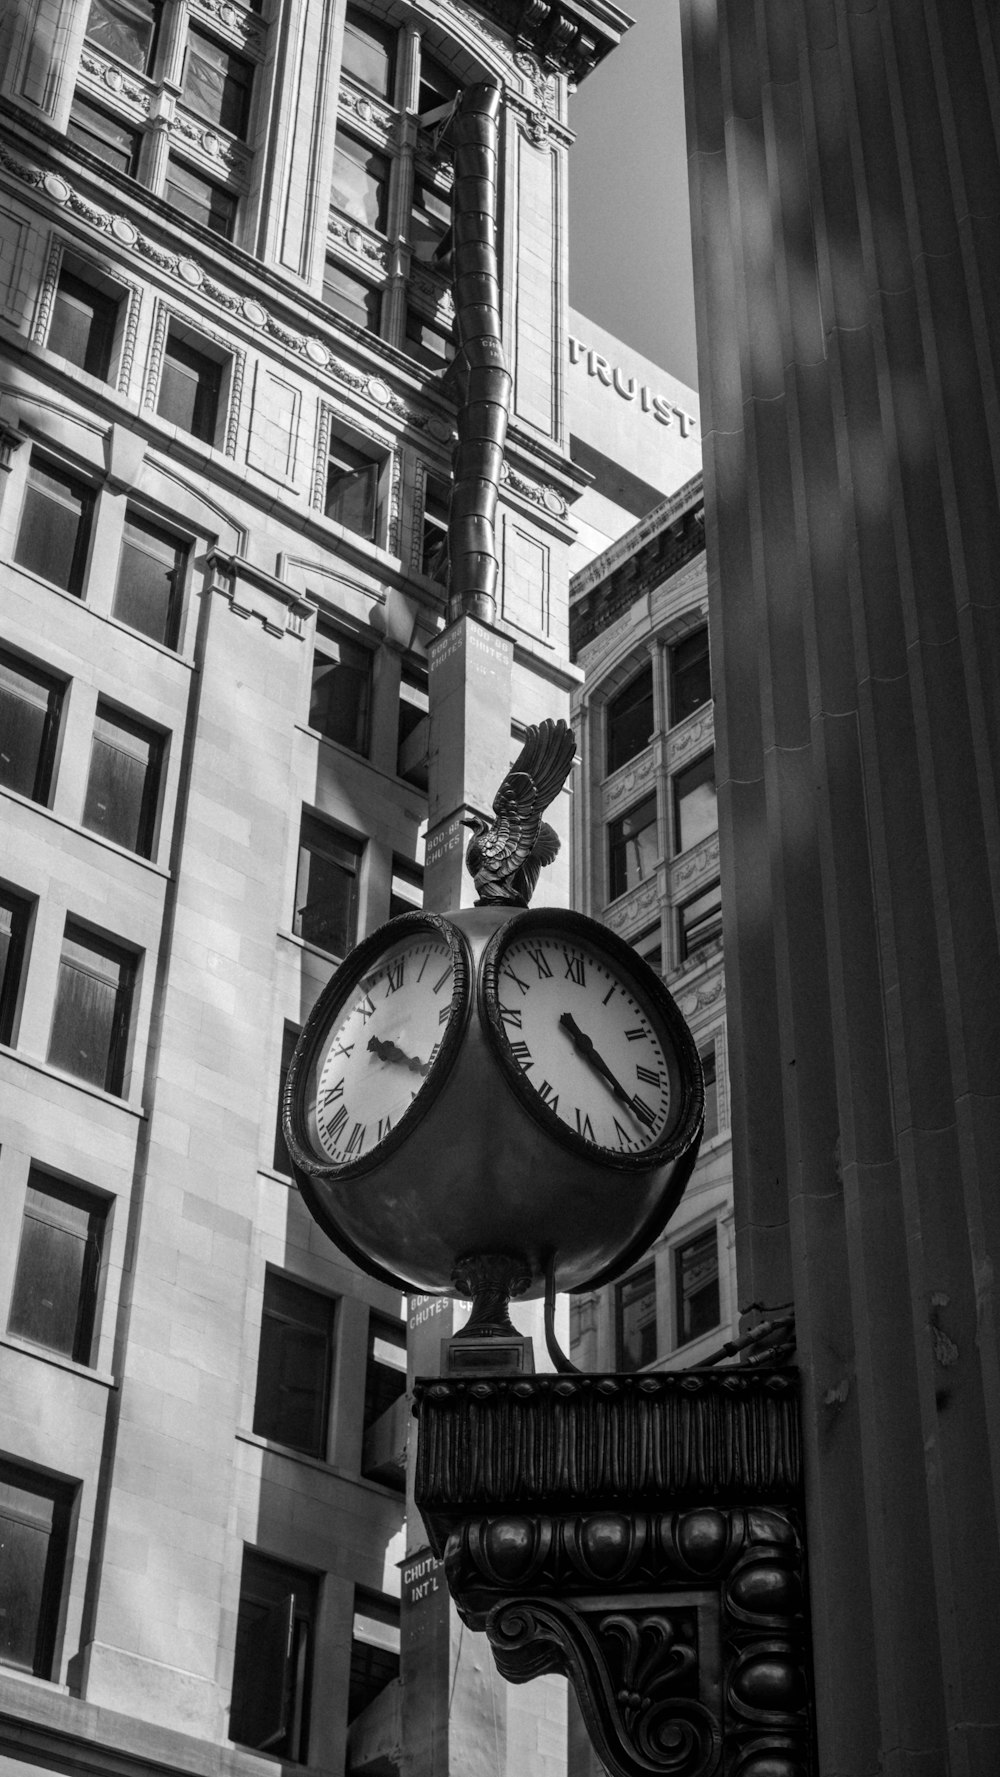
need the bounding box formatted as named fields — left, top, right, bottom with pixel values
left=414, top=1370, right=814, bottom=1777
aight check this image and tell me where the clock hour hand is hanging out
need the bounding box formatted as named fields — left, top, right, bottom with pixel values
left=367, top=1034, right=431, bottom=1077
left=558, top=1013, right=654, bottom=1128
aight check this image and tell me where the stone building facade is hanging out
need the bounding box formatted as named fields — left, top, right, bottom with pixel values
left=568, top=476, right=738, bottom=1381
left=0, top=3, right=628, bottom=1777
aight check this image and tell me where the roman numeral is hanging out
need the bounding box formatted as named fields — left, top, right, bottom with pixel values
left=385, top=959, right=404, bottom=995
left=632, top=1096, right=655, bottom=1128
left=502, top=966, right=530, bottom=996
left=602, top=984, right=616, bottom=1006
left=636, top=1066, right=660, bottom=1087
left=625, top=1027, right=645, bottom=1042
left=331, top=1039, right=354, bottom=1059
left=321, top=1079, right=345, bottom=1106
left=614, top=1117, right=636, bottom=1150
left=563, top=951, right=585, bottom=986
left=439, top=1004, right=451, bottom=1024
left=345, top=1121, right=366, bottom=1156
left=433, top=965, right=452, bottom=993
left=377, top=1115, right=393, bottom=1142
left=575, top=1108, right=595, bottom=1141
left=500, top=1006, right=523, bottom=1029
left=325, top=1104, right=348, bottom=1143
left=525, top=946, right=553, bottom=979
left=509, top=1040, right=533, bottom=1069
left=429, top=1040, right=440, bottom=1066
left=355, top=994, right=376, bottom=1024
left=537, top=1080, right=559, bottom=1113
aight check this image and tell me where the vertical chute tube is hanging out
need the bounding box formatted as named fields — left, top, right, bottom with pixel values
left=447, top=79, right=510, bottom=625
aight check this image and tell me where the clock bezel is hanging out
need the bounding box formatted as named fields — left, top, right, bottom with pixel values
left=479, top=908, right=704, bottom=1172
left=284, top=910, right=473, bottom=1186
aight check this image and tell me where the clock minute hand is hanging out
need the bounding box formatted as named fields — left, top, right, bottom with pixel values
left=558, top=1012, right=649, bottom=1119
left=367, top=1034, right=431, bottom=1077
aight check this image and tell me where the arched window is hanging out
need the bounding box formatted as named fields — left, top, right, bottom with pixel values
left=606, top=665, right=654, bottom=774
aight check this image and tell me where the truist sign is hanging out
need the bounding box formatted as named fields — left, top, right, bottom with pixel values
left=569, top=335, right=698, bottom=437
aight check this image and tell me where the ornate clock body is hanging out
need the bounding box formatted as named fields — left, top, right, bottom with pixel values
left=285, top=906, right=704, bottom=1298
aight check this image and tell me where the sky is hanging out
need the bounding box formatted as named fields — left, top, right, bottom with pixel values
left=566, top=0, right=699, bottom=393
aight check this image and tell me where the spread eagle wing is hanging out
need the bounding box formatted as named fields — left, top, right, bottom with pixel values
left=474, top=718, right=576, bottom=882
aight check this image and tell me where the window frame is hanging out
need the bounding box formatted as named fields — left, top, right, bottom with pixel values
left=252, top=1269, right=336, bottom=1460
left=0, top=884, right=33, bottom=1048
left=164, top=156, right=238, bottom=239
left=81, top=701, right=164, bottom=859
left=156, top=321, right=228, bottom=447
left=293, top=813, right=363, bottom=960
left=673, top=1223, right=721, bottom=1349
left=13, top=454, right=95, bottom=598
left=47, top=919, right=138, bottom=1097
left=672, top=749, right=717, bottom=857
left=308, top=622, right=373, bottom=757
left=324, top=425, right=389, bottom=546
left=67, top=93, right=141, bottom=175
left=607, top=792, right=659, bottom=903
left=84, top=0, right=162, bottom=76
left=7, top=1168, right=109, bottom=1365
left=700, top=1038, right=719, bottom=1142
left=46, top=263, right=121, bottom=382
left=606, top=665, right=655, bottom=776
left=678, top=879, right=722, bottom=962
left=0, top=645, right=64, bottom=805
left=669, top=625, right=711, bottom=727
left=363, top=1313, right=407, bottom=1431
left=615, top=1262, right=657, bottom=1373
left=272, top=1022, right=301, bottom=1176
left=0, top=1459, right=76, bottom=1680
left=348, top=1587, right=401, bottom=1725
left=181, top=25, right=255, bottom=141
left=230, top=1548, right=318, bottom=1762
left=113, top=506, right=188, bottom=649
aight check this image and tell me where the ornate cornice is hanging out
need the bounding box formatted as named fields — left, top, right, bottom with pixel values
left=478, top=0, right=632, bottom=81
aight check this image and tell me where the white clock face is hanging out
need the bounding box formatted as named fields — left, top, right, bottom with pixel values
left=493, top=928, right=675, bottom=1154
left=307, top=929, right=459, bottom=1166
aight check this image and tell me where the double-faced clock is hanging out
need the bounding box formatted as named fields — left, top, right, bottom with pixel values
left=284, top=905, right=703, bottom=1298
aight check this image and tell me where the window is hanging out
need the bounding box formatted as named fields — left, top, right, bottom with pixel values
left=82, top=704, right=163, bottom=857
left=410, top=176, right=452, bottom=264
left=113, top=510, right=185, bottom=647
left=164, top=158, right=237, bottom=238
left=47, top=266, right=119, bottom=381
left=157, top=327, right=223, bottom=444
left=417, top=50, right=459, bottom=121
left=606, top=666, right=654, bottom=774
left=675, top=1226, right=720, bottom=1346
left=14, top=457, right=93, bottom=596
left=293, top=815, right=361, bottom=958
left=679, top=881, right=722, bottom=960
left=608, top=794, right=658, bottom=901
left=616, top=1264, right=657, bottom=1372
left=331, top=131, right=389, bottom=232
left=670, top=627, right=711, bottom=725
left=322, top=260, right=381, bottom=332
left=67, top=95, right=140, bottom=173
left=421, top=474, right=450, bottom=582
left=253, top=1271, right=335, bottom=1459
left=0, top=648, right=63, bottom=802
left=231, top=1550, right=317, bottom=1761
left=341, top=6, right=396, bottom=98
left=364, top=1314, right=406, bottom=1430
left=673, top=752, right=717, bottom=855
left=183, top=29, right=254, bottom=139
left=309, top=626, right=372, bottom=755
left=631, top=923, right=662, bottom=978
left=0, top=887, right=32, bottom=1046
left=404, top=309, right=454, bottom=370
left=85, top=0, right=160, bottom=72
left=325, top=431, right=384, bottom=542
left=0, top=1461, right=75, bottom=1679
left=389, top=861, right=423, bottom=919
left=8, top=1170, right=107, bottom=1363
left=349, top=1590, right=400, bottom=1723
left=272, top=1023, right=300, bottom=1175
left=397, top=664, right=429, bottom=788
left=700, top=1041, right=719, bottom=1141
left=48, top=922, right=136, bottom=1095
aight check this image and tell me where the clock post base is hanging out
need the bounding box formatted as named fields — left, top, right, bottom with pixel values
left=442, top=1331, right=535, bottom=1376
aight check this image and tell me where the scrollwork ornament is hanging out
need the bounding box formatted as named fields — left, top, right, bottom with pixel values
left=486, top=1596, right=722, bottom=1777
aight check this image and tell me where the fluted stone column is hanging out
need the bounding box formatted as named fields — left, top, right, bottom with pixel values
left=679, top=3, right=1000, bottom=1772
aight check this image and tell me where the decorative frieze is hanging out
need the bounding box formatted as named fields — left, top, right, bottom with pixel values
left=603, top=876, right=660, bottom=937
left=602, top=747, right=657, bottom=816
left=337, top=76, right=397, bottom=141
left=672, top=832, right=720, bottom=896
left=188, top=0, right=266, bottom=58
left=666, top=706, right=714, bottom=770
left=500, top=458, right=566, bottom=518
left=78, top=48, right=152, bottom=116
left=328, top=212, right=392, bottom=275
left=169, top=108, right=251, bottom=182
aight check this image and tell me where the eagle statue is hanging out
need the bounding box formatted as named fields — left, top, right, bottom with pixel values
left=461, top=718, right=576, bottom=907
